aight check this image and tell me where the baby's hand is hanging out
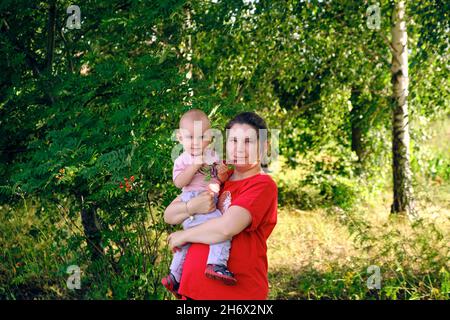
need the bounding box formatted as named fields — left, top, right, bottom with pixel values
left=192, top=155, right=204, bottom=169
left=217, top=162, right=231, bottom=183
left=208, top=183, right=220, bottom=194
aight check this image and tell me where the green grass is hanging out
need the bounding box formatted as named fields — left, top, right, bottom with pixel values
left=266, top=116, right=450, bottom=300
left=0, top=199, right=172, bottom=300
left=267, top=189, right=450, bottom=299
left=1, top=117, right=449, bottom=300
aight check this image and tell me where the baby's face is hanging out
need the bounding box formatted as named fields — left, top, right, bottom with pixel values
left=178, top=118, right=212, bottom=157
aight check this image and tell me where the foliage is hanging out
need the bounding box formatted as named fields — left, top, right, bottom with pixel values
left=0, top=0, right=448, bottom=300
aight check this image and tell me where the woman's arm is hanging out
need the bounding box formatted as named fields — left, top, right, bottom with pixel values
left=163, top=196, right=190, bottom=225
left=168, top=205, right=252, bottom=249
left=164, top=191, right=216, bottom=225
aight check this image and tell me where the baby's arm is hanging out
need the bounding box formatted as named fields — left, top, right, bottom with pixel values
left=216, top=162, right=234, bottom=183
left=174, top=162, right=203, bottom=188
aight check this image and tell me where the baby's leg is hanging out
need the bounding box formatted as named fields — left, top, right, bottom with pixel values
left=206, top=209, right=231, bottom=266
left=182, top=208, right=227, bottom=264
left=207, top=238, right=231, bottom=267
left=169, top=243, right=191, bottom=283
left=204, top=210, right=236, bottom=285
left=181, top=207, right=222, bottom=229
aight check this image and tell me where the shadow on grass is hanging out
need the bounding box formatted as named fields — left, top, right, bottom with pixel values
left=268, top=266, right=449, bottom=300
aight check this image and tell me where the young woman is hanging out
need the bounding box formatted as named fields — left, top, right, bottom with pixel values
left=164, top=112, right=278, bottom=300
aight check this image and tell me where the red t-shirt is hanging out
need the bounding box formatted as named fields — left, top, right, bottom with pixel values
left=178, top=173, right=278, bottom=300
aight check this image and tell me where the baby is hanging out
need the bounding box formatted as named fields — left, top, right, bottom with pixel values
left=161, top=109, right=236, bottom=299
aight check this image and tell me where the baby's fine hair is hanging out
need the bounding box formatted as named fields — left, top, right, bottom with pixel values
left=179, top=109, right=210, bottom=127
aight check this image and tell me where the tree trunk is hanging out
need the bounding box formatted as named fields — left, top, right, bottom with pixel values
left=182, top=3, right=194, bottom=106
left=80, top=196, right=104, bottom=261
left=390, top=1, right=416, bottom=218
left=46, top=0, right=56, bottom=73
left=350, top=89, right=366, bottom=166
left=44, top=0, right=56, bottom=105
left=351, top=122, right=364, bottom=171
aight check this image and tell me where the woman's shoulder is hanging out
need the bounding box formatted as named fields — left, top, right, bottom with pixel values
left=243, top=173, right=277, bottom=192
left=255, top=172, right=276, bottom=184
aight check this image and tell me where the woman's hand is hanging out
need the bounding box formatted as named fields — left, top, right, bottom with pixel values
left=188, top=190, right=216, bottom=214
left=168, top=230, right=187, bottom=251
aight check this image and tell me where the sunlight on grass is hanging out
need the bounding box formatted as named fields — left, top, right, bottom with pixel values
left=267, top=180, right=449, bottom=299
left=266, top=117, right=449, bottom=299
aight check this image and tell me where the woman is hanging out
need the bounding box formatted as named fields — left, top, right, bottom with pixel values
left=164, top=112, right=278, bottom=300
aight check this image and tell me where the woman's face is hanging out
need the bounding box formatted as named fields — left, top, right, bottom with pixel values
left=226, top=123, right=265, bottom=170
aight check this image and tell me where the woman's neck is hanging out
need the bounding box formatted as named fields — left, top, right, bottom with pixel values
left=231, top=164, right=263, bottom=181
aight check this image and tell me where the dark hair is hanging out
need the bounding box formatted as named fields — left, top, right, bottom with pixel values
left=225, top=112, right=269, bottom=168
left=225, top=112, right=268, bottom=136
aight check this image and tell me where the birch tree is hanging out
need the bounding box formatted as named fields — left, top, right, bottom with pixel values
left=390, top=1, right=416, bottom=218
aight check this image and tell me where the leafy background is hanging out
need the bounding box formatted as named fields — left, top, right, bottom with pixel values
left=0, top=0, right=448, bottom=299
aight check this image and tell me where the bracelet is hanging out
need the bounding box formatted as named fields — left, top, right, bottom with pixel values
left=185, top=201, right=192, bottom=216
left=185, top=201, right=194, bottom=221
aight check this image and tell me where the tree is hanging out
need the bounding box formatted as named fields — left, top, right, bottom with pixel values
left=390, top=0, right=416, bottom=218
left=0, top=0, right=189, bottom=263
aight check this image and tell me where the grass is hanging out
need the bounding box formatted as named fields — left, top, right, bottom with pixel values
left=0, top=199, right=172, bottom=300
left=1, top=116, right=449, bottom=300
left=267, top=185, right=450, bottom=299
left=1, top=181, right=448, bottom=300
left=266, top=116, right=450, bottom=300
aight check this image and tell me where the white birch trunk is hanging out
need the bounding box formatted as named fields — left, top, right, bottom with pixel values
left=183, top=4, right=194, bottom=106
left=390, top=1, right=416, bottom=218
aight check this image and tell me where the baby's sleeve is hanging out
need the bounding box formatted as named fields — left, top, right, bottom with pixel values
left=173, top=155, right=187, bottom=182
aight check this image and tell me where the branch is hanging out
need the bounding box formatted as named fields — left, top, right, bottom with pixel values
left=1, top=19, right=43, bottom=76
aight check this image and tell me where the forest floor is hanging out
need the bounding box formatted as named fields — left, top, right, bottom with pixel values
left=267, top=117, right=450, bottom=299
left=1, top=118, right=449, bottom=300
left=267, top=182, right=450, bottom=299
